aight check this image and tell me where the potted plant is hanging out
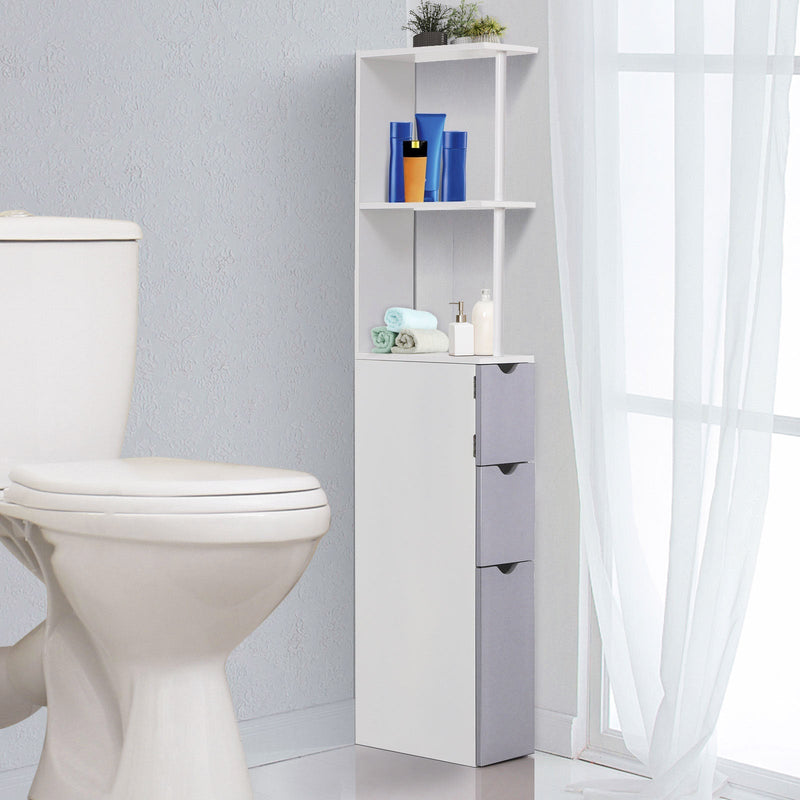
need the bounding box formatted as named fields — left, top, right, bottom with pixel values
left=447, top=0, right=480, bottom=43
left=463, top=14, right=507, bottom=43
left=403, top=1, right=452, bottom=47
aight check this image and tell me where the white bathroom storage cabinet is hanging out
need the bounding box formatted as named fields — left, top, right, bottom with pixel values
left=354, top=42, right=537, bottom=767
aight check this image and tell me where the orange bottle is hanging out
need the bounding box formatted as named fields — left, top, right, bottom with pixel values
left=403, top=140, right=428, bottom=202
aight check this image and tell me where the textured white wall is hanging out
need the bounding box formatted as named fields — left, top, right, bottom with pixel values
left=0, top=0, right=404, bottom=771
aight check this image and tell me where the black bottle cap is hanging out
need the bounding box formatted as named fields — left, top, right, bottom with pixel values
left=403, top=139, right=428, bottom=157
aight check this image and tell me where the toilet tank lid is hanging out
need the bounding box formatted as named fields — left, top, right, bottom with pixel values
left=0, top=213, right=142, bottom=241
left=8, top=458, right=321, bottom=497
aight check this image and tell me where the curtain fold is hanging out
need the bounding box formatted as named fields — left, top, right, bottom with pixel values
left=548, top=1, right=798, bottom=797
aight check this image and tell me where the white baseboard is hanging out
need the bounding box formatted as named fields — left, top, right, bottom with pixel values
left=535, top=706, right=581, bottom=759
left=0, top=699, right=356, bottom=800
left=241, top=698, right=355, bottom=768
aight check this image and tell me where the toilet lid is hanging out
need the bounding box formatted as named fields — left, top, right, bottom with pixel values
left=9, top=457, right=320, bottom=496
left=4, top=457, right=328, bottom=515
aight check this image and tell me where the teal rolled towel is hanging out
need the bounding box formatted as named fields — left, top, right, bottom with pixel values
left=384, top=307, right=438, bottom=333
left=371, top=326, right=397, bottom=353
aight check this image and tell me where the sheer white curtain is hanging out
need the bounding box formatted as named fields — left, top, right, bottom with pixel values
left=548, top=1, right=797, bottom=798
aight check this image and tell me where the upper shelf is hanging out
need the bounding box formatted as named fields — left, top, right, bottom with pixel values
left=360, top=200, right=536, bottom=211
left=357, top=42, right=538, bottom=64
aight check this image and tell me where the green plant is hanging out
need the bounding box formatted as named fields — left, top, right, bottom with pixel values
left=403, top=1, right=453, bottom=34
left=446, top=0, right=480, bottom=38
left=464, top=14, right=507, bottom=37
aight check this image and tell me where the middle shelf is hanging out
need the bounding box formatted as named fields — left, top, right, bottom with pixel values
left=360, top=200, right=536, bottom=211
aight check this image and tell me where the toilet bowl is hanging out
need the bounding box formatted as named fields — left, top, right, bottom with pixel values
left=0, top=214, right=330, bottom=800
left=1, top=457, right=330, bottom=800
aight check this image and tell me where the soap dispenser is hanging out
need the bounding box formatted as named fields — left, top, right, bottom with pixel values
left=472, top=289, right=494, bottom=355
left=448, top=301, right=474, bottom=357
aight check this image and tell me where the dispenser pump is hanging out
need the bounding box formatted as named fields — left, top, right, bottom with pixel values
left=450, top=300, right=466, bottom=322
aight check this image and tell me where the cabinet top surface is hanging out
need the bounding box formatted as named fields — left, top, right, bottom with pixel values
left=357, top=353, right=535, bottom=365
left=357, top=42, right=538, bottom=64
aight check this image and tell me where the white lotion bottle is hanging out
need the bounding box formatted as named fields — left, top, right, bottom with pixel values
left=448, top=301, right=474, bottom=356
left=472, top=289, right=494, bottom=355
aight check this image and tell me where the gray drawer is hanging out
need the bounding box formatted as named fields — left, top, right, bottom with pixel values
left=476, top=561, right=535, bottom=766
left=475, top=363, right=535, bottom=466
left=476, top=463, right=535, bottom=567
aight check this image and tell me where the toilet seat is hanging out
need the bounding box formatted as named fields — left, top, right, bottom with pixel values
left=1, top=486, right=328, bottom=514
left=8, top=456, right=322, bottom=497
left=0, top=457, right=331, bottom=543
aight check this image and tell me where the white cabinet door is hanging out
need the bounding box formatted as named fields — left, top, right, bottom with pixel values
left=355, top=359, right=477, bottom=766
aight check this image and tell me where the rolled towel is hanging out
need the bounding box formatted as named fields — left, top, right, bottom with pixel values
left=371, top=326, right=397, bottom=354
left=384, top=307, right=438, bottom=333
left=390, top=328, right=449, bottom=354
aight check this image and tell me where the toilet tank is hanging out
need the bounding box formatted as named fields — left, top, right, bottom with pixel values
left=0, top=213, right=141, bottom=487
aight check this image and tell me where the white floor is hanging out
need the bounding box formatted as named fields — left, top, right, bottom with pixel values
left=0, top=748, right=622, bottom=800
left=248, top=747, right=617, bottom=800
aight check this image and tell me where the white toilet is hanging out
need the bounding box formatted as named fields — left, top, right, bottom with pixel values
left=0, top=213, right=330, bottom=800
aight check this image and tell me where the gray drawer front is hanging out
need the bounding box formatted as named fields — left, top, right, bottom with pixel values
left=475, top=364, right=535, bottom=466
left=476, top=463, right=535, bottom=566
left=476, top=561, right=535, bottom=766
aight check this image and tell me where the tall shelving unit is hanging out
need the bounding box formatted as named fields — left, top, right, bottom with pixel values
left=354, top=42, right=538, bottom=768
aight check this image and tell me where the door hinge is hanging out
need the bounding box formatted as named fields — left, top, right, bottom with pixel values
left=473, top=434, right=476, bottom=458
left=473, top=376, right=476, bottom=398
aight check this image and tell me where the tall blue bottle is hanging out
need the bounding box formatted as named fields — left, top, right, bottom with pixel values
left=441, top=131, right=468, bottom=202
left=388, top=121, right=413, bottom=202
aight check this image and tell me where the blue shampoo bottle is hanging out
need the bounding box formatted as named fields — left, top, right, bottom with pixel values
left=415, top=113, right=446, bottom=201
left=442, top=131, right=468, bottom=202
left=388, top=121, right=413, bottom=202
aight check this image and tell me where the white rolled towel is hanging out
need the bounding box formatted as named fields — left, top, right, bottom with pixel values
left=390, top=328, right=449, bottom=354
